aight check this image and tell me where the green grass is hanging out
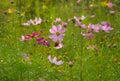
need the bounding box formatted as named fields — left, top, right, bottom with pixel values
left=0, top=0, right=120, bottom=81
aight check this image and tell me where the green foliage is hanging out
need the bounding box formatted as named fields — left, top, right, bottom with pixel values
left=0, top=0, right=120, bottom=81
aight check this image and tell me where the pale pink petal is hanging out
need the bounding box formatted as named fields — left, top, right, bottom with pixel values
left=61, top=28, right=66, bottom=33
left=53, top=57, right=57, bottom=63
left=22, top=23, right=30, bottom=26
left=20, top=36, right=25, bottom=41
left=81, top=15, right=86, bottom=20
left=48, top=55, right=53, bottom=63
left=57, top=25, right=62, bottom=32
left=29, top=19, right=35, bottom=25
left=54, top=60, right=63, bottom=65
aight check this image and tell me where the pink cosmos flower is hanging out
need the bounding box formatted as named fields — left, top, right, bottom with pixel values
left=101, top=22, right=113, bottom=33
left=107, top=2, right=115, bottom=8
left=48, top=55, right=63, bottom=65
left=80, top=24, right=86, bottom=28
left=68, top=61, right=74, bottom=67
left=29, top=19, right=35, bottom=25
left=88, top=24, right=102, bottom=32
left=20, top=36, right=25, bottom=41
left=22, top=22, right=30, bottom=26
left=22, top=17, right=42, bottom=26
left=62, top=22, right=68, bottom=27
left=34, top=17, right=42, bottom=25
left=92, top=24, right=102, bottom=32
left=77, top=0, right=82, bottom=3
left=102, top=25, right=113, bottom=33
left=54, top=18, right=61, bottom=22
left=49, top=25, right=66, bottom=42
left=110, top=10, right=115, bottom=14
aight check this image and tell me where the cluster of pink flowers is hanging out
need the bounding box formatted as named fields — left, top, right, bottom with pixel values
left=22, top=17, right=42, bottom=26
left=52, top=18, right=68, bottom=27
left=68, top=15, right=86, bottom=27
left=81, top=22, right=113, bottom=39
left=20, top=32, right=50, bottom=47
left=20, top=15, right=114, bottom=66
left=49, top=18, right=67, bottom=49
left=20, top=32, right=40, bottom=41
left=49, top=25, right=66, bottom=49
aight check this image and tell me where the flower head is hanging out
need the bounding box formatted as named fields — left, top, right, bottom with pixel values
left=62, top=22, right=68, bottom=27
left=54, top=42, right=63, bottom=49
left=49, top=25, right=66, bottom=42
left=101, top=22, right=113, bottom=33
left=48, top=55, right=63, bottom=65
left=37, top=38, right=50, bottom=47
left=107, top=2, right=115, bottom=8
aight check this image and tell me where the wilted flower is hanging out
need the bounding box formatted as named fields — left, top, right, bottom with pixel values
left=37, top=38, right=50, bottom=47
left=48, top=55, right=63, bottom=65
left=54, top=42, right=63, bottom=49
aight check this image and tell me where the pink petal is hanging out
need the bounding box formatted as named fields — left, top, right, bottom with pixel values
left=53, top=57, right=57, bottom=63
left=55, top=60, right=63, bottom=65
left=48, top=55, right=53, bottom=63
left=20, top=36, right=25, bottom=41
left=57, top=25, right=62, bottom=31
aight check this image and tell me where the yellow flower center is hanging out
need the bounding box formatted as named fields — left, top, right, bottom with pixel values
left=56, top=32, right=60, bottom=36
